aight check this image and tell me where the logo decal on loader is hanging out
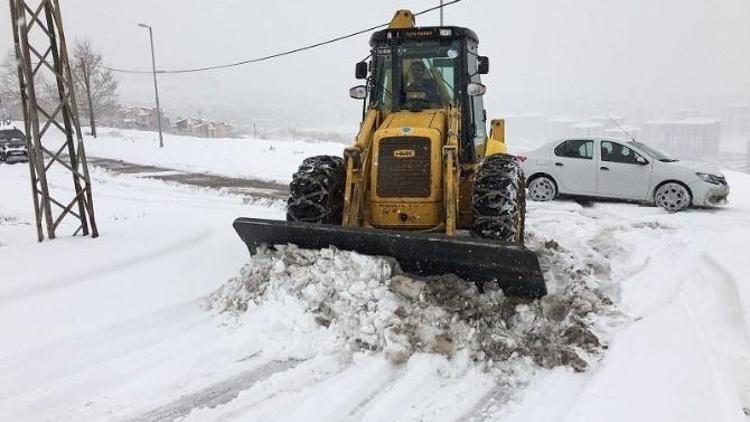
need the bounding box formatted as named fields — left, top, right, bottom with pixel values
left=393, top=149, right=416, bottom=158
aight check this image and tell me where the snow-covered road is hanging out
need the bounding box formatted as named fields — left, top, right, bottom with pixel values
left=1, top=132, right=749, bottom=421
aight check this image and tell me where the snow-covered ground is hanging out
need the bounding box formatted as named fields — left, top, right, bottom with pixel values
left=83, top=128, right=344, bottom=184
left=1, top=131, right=749, bottom=421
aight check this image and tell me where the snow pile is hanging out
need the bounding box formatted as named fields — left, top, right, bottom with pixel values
left=206, top=236, right=618, bottom=375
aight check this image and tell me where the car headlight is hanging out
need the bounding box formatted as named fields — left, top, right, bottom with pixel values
left=696, top=172, right=725, bottom=185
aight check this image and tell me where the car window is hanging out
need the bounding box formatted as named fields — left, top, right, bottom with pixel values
left=554, top=140, right=594, bottom=159
left=628, top=141, right=675, bottom=162
left=601, top=141, right=645, bottom=164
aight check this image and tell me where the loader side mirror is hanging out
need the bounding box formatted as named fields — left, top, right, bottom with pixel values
left=467, top=82, right=486, bottom=96
left=349, top=85, right=367, bottom=100
left=477, top=56, right=489, bottom=74
left=355, top=62, right=368, bottom=79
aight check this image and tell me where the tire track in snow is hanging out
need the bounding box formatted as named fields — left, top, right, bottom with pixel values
left=179, top=354, right=353, bottom=421
left=341, top=366, right=407, bottom=422
left=686, top=256, right=750, bottom=413
left=86, top=156, right=289, bottom=200
left=458, top=383, right=517, bottom=422
left=0, top=228, right=213, bottom=305
left=701, top=256, right=750, bottom=340
left=128, top=359, right=302, bottom=422
left=343, top=356, right=495, bottom=422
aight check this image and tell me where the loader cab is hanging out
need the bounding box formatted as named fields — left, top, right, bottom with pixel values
left=359, top=27, right=490, bottom=163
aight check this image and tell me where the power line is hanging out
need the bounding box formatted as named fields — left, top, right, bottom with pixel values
left=102, top=0, right=465, bottom=75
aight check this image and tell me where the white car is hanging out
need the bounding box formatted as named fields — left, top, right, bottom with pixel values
left=520, top=138, right=730, bottom=212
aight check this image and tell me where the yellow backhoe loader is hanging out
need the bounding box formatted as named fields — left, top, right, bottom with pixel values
left=234, top=10, right=546, bottom=297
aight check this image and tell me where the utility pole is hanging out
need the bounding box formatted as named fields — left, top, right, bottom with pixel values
left=138, top=23, right=164, bottom=148
left=10, top=0, right=98, bottom=241
left=440, top=0, right=444, bottom=26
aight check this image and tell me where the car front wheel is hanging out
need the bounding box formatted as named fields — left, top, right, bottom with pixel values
left=654, top=182, right=691, bottom=212
left=527, top=176, right=557, bottom=202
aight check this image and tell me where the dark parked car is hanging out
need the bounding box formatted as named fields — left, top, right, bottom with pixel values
left=0, top=129, right=28, bottom=164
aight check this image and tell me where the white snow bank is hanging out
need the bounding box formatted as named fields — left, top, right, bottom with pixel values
left=499, top=171, right=750, bottom=421
left=83, top=128, right=345, bottom=183
left=0, top=162, right=286, bottom=420
left=560, top=300, right=746, bottom=422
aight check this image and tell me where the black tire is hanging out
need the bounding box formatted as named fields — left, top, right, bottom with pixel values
left=286, top=155, right=346, bottom=224
left=471, top=154, right=526, bottom=243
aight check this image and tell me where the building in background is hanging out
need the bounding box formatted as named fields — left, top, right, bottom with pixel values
left=175, top=117, right=234, bottom=138
left=116, top=106, right=170, bottom=131
left=721, top=103, right=750, bottom=151
left=603, top=126, right=641, bottom=140
left=643, top=118, right=721, bottom=159
left=174, top=117, right=202, bottom=133
left=503, top=113, right=547, bottom=146
left=545, top=116, right=577, bottom=140
left=569, top=121, right=604, bottom=138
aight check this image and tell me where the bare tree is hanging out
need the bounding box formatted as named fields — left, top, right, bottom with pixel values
left=71, top=39, right=119, bottom=138
left=0, top=50, right=72, bottom=125
left=0, top=51, right=22, bottom=122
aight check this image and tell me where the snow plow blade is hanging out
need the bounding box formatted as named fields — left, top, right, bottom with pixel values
left=233, top=218, right=546, bottom=298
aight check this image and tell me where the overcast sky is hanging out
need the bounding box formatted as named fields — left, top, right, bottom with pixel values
left=2, top=0, right=749, bottom=125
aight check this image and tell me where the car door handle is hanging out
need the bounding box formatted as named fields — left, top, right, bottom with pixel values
left=600, top=166, right=610, bottom=171
left=555, top=162, right=564, bottom=167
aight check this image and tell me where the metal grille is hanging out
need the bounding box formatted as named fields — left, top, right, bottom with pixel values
left=376, top=137, right=431, bottom=198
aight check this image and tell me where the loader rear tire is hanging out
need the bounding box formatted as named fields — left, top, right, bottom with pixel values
left=287, top=155, right=346, bottom=224
left=471, top=154, right=526, bottom=243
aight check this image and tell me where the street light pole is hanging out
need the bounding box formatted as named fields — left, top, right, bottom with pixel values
left=138, top=23, right=164, bottom=148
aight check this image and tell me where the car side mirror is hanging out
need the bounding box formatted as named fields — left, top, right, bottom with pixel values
left=636, top=156, right=649, bottom=165
left=355, top=62, right=368, bottom=80
left=477, top=56, right=489, bottom=75
left=349, top=85, right=367, bottom=100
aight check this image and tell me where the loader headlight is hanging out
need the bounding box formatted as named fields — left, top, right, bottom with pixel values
left=696, top=172, right=725, bottom=185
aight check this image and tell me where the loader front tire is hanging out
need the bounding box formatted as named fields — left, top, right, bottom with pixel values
left=471, top=154, right=526, bottom=243
left=287, top=155, right=346, bottom=224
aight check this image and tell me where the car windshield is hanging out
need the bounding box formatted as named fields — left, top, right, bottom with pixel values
left=373, top=40, right=459, bottom=112
left=628, top=141, right=676, bottom=162
left=8, top=141, right=25, bottom=148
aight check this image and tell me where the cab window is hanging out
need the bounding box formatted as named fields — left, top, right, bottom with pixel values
left=601, top=141, right=644, bottom=164
left=373, top=54, right=393, bottom=112
left=467, top=41, right=487, bottom=147
left=398, top=41, right=459, bottom=109
left=554, top=140, right=594, bottom=159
